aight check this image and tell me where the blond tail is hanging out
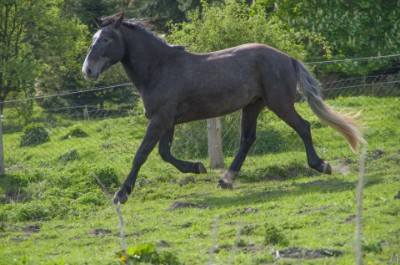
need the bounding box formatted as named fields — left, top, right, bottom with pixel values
left=292, top=58, right=366, bottom=152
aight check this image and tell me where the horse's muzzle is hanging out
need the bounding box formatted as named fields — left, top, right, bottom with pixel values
left=82, top=67, right=100, bottom=81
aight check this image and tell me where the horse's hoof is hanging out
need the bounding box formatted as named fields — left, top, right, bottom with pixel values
left=216, top=178, right=233, bottom=189
left=196, top=162, right=207, bottom=174
left=113, top=188, right=129, bottom=204
left=321, top=161, right=332, bottom=175
left=112, top=194, right=128, bottom=204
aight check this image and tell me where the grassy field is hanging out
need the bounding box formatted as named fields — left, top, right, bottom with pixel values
left=0, top=96, right=399, bottom=264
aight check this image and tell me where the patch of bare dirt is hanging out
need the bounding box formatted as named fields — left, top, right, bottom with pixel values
left=91, top=228, right=112, bottom=236
left=276, top=247, right=342, bottom=259
left=297, top=206, right=329, bottom=214
left=0, top=190, right=31, bottom=203
left=167, top=201, right=208, bottom=211
left=369, top=149, right=385, bottom=160
left=23, top=224, right=41, bottom=233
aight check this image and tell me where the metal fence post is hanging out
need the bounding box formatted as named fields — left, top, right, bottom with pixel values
left=0, top=114, right=5, bottom=175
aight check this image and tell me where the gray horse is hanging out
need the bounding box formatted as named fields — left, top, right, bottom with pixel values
left=82, top=13, right=365, bottom=204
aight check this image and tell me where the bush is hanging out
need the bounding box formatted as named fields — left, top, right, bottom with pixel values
left=20, top=123, right=50, bottom=147
left=93, top=166, right=120, bottom=188
left=75, top=191, right=104, bottom=206
left=58, top=149, right=80, bottom=163
left=9, top=202, right=51, bottom=221
left=264, top=223, right=289, bottom=246
left=60, top=126, right=89, bottom=140
left=122, top=243, right=181, bottom=265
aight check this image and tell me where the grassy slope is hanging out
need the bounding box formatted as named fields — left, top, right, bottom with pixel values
left=0, top=97, right=399, bottom=264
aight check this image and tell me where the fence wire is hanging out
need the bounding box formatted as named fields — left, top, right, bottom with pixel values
left=1, top=66, right=399, bottom=175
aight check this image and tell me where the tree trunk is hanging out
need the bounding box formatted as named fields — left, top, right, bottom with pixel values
left=207, top=117, right=225, bottom=169
left=0, top=114, right=5, bottom=175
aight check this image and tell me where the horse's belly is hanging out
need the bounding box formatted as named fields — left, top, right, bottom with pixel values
left=174, top=92, right=261, bottom=124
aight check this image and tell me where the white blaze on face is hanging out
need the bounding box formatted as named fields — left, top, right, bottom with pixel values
left=92, top=30, right=102, bottom=44
left=82, top=29, right=105, bottom=80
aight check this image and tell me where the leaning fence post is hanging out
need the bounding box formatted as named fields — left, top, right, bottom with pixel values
left=84, top=105, right=90, bottom=122
left=0, top=114, right=5, bottom=175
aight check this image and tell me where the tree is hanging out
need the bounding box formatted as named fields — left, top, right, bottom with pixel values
left=167, top=1, right=308, bottom=58
left=36, top=0, right=138, bottom=116
left=128, top=0, right=186, bottom=31
left=0, top=0, right=94, bottom=121
left=0, top=0, right=41, bottom=115
left=63, top=0, right=118, bottom=32
left=271, top=0, right=400, bottom=75
left=167, top=0, right=314, bottom=168
left=0, top=116, right=4, bottom=175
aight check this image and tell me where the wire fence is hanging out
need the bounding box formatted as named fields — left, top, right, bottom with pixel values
left=1, top=63, right=399, bottom=175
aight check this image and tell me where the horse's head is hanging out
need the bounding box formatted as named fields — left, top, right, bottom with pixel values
left=82, top=13, right=126, bottom=81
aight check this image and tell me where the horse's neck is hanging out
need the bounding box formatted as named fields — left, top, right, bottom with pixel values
left=121, top=28, right=170, bottom=90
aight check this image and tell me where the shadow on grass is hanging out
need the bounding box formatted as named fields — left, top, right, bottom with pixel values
left=239, top=163, right=320, bottom=183
left=190, top=176, right=357, bottom=210
left=0, top=173, right=31, bottom=204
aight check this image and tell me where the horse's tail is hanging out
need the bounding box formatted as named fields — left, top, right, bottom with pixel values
left=291, top=58, right=366, bottom=152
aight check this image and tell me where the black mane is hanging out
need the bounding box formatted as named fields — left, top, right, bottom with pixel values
left=99, top=14, right=185, bottom=50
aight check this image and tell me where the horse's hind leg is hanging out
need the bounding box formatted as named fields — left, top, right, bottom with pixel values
left=158, top=127, right=207, bottom=174
left=268, top=103, right=332, bottom=174
left=218, top=99, right=265, bottom=189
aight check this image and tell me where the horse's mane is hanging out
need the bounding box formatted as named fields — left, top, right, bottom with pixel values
left=101, top=14, right=168, bottom=45
left=99, top=14, right=184, bottom=50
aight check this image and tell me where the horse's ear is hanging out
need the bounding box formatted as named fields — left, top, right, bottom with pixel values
left=92, top=15, right=102, bottom=28
left=113, top=12, right=125, bottom=29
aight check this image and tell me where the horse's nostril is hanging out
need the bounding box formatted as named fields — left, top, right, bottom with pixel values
left=87, top=68, right=92, bottom=75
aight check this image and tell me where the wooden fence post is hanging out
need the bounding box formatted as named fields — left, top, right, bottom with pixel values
left=207, top=117, right=225, bottom=169
left=0, top=114, right=5, bottom=175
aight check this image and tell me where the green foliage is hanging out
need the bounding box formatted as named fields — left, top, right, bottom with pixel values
left=0, top=1, right=41, bottom=114
left=272, top=0, right=400, bottom=75
left=74, top=190, right=105, bottom=206
left=60, top=126, right=89, bottom=140
left=93, top=166, right=120, bottom=189
left=128, top=0, right=187, bottom=32
left=167, top=0, right=310, bottom=60
left=173, top=120, right=208, bottom=158
left=6, top=202, right=51, bottom=222
left=0, top=0, right=90, bottom=116
left=123, top=243, right=181, bottom=264
left=362, top=240, right=383, bottom=254
left=0, top=172, right=30, bottom=195
left=20, top=123, right=50, bottom=147
left=63, top=0, right=118, bottom=32
left=58, top=149, right=80, bottom=163
left=0, top=97, right=399, bottom=264
left=264, top=223, right=289, bottom=246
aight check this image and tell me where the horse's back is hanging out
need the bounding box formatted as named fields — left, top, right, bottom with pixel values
left=181, top=43, right=297, bottom=95
left=167, top=44, right=296, bottom=121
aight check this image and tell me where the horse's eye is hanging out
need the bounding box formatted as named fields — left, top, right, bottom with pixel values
left=103, top=38, right=110, bottom=43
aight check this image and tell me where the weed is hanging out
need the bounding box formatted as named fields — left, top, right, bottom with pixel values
left=20, top=123, right=50, bottom=147
left=58, top=149, right=80, bottom=163
left=60, top=126, right=89, bottom=140
left=264, top=223, right=289, bottom=246
left=362, top=241, right=383, bottom=254
left=9, top=202, right=51, bottom=221
left=120, top=243, right=181, bottom=265
left=93, top=166, right=120, bottom=189
left=0, top=97, right=399, bottom=264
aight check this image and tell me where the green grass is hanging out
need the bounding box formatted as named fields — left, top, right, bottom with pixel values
left=0, top=96, right=399, bottom=264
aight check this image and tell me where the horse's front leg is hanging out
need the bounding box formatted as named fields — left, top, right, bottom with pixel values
left=158, top=127, right=207, bottom=174
left=113, top=117, right=167, bottom=204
